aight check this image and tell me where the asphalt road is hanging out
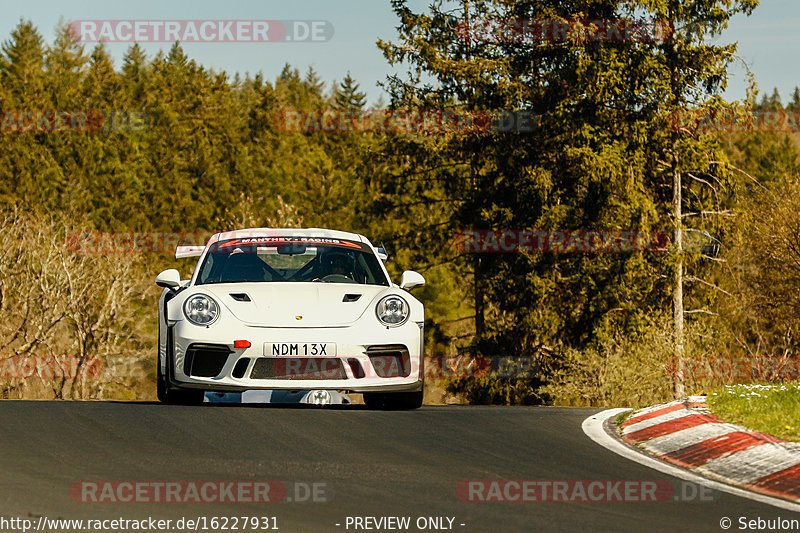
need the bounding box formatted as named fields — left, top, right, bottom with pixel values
left=0, top=402, right=794, bottom=532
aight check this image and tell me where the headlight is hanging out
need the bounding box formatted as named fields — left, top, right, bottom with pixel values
left=183, top=294, right=219, bottom=325
left=376, top=295, right=409, bottom=326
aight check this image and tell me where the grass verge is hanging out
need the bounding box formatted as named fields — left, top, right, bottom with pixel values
left=707, top=384, right=800, bottom=442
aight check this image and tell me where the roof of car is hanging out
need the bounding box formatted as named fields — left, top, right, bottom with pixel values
left=210, top=228, right=366, bottom=244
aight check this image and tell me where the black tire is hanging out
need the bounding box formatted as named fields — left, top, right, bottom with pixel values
left=362, top=392, right=382, bottom=409
left=363, top=390, right=423, bottom=410
left=160, top=349, right=204, bottom=405
left=165, top=387, right=205, bottom=405
left=156, top=359, right=167, bottom=403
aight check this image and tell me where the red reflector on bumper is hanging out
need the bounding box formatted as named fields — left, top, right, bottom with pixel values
left=234, top=340, right=251, bottom=349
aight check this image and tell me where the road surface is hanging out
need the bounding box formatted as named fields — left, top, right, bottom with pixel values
left=0, top=402, right=792, bottom=532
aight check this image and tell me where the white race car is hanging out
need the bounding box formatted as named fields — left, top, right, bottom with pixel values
left=156, top=228, right=426, bottom=409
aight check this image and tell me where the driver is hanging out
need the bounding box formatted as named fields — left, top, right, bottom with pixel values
left=322, top=250, right=356, bottom=279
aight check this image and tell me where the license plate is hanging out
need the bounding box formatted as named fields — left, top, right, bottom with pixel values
left=264, top=342, right=336, bottom=357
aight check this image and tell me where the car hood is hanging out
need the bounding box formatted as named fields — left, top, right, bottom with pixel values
left=199, top=283, right=389, bottom=327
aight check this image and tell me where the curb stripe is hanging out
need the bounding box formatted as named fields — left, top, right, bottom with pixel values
left=698, top=443, right=800, bottom=484
left=623, top=408, right=701, bottom=435
left=640, top=423, right=738, bottom=455
left=625, top=413, right=718, bottom=443
left=627, top=398, right=707, bottom=420
left=661, top=431, right=775, bottom=468
left=585, top=409, right=800, bottom=512
left=624, top=403, right=692, bottom=426
left=618, top=396, right=800, bottom=504
left=628, top=400, right=684, bottom=418
left=751, top=463, right=800, bottom=498
left=625, top=402, right=708, bottom=426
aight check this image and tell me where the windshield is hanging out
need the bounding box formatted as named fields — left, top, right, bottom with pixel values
left=195, top=236, right=389, bottom=286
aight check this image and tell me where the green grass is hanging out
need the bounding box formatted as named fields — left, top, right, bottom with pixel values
left=707, top=384, right=800, bottom=441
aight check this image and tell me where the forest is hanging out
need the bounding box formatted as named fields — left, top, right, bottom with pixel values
left=1, top=0, right=799, bottom=406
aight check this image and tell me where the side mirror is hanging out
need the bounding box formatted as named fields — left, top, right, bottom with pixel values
left=156, top=269, right=181, bottom=289
left=376, top=247, right=389, bottom=261
left=400, top=270, right=425, bottom=291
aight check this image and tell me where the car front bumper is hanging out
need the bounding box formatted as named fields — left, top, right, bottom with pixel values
left=167, top=320, right=424, bottom=393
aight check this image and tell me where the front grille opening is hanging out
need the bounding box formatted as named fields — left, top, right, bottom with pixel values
left=232, top=358, right=250, bottom=378
left=251, top=358, right=347, bottom=380
left=184, top=344, right=232, bottom=378
left=366, top=345, right=411, bottom=378
left=347, top=358, right=365, bottom=378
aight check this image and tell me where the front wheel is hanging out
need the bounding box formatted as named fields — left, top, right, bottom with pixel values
left=156, top=360, right=167, bottom=402
left=363, top=390, right=423, bottom=410
left=159, top=354, right=204, bottom=405
left=165, top=387, right=205, bottom=405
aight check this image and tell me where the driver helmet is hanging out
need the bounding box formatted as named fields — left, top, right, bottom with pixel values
left=322, top=250, right=355, bottom=276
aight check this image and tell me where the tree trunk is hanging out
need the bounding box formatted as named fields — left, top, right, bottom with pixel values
left=673, top=156, right=686, bottom=398
left=668, top=2, right=685, bottom=399
left=474, top=254, right=484, bottom=346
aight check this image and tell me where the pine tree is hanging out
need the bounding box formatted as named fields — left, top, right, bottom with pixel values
left=83, top=44, right=120, bottom=106
left=0, top=19, right=46, bottom=106
left=789, top=87, right=800, bottom=110
left=376, top=0, right=760, bottom=401
left=333, top=72, right=367, bottom=110
left=757, top=87, right=782, bottom=110
left=45, top=22, right=87, bottom=108
left=0, top=21, right=51, bottom=208
left=121, top=44, right=148, bottom=103
left=304, top=66, right=325, bottom=100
